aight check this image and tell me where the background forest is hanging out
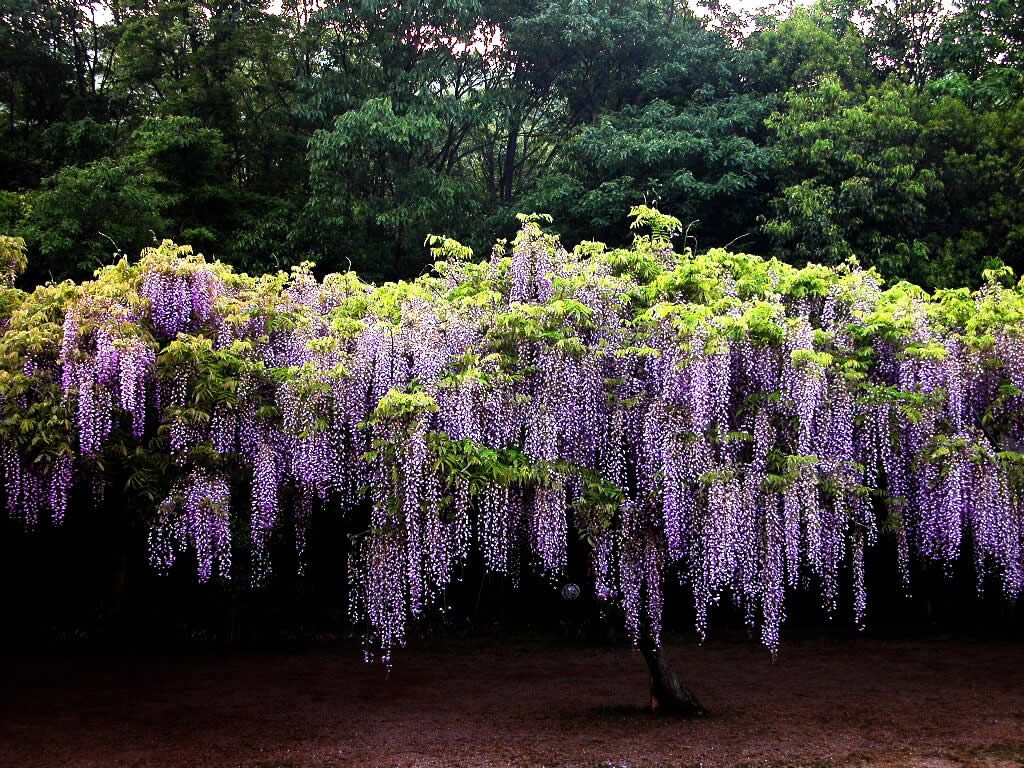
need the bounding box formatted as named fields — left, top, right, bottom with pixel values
left=2, top=0, right=1023, bottom=288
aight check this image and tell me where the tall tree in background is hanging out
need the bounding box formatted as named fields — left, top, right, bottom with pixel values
left=508, top=0, right=778, bottom=251
left=0, top=0, right=111, bottom=186
left=762, top=76, right=939, bottom=278
left=930, top=0, right=1024, bottom=77
left=1, top=0, right=1023, bottom=285
left=743, top=1, right=876, bottom=91
left=100, top=0, right=311, bottom=268
left=834, top=0, right=948, bottom=86
left=302, top=0, right=491, bottom=277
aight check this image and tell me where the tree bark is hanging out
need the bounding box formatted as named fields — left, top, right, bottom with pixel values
left=500, top=123, right=519, bottom=202
left=639, top=641, right=706, bottom=717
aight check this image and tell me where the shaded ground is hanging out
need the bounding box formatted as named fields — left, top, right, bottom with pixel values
left=2, top=635, right=1023, bottom=768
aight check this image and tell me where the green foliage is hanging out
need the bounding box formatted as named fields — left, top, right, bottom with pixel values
left=763, top=70, right=1024, bottom=287
left=539, top=95, right=776, bottom=247
left=308, top=97, right=479, bottom=279
left=745, top=2, right=875, bottom=90
left=0, top=278, right=78, bottom=462
left=0, top=236, right=28, bottom=285
left=19, top=159, right=171, bottom=279
left=763, top=77, right=939, bottom=277
left=2, top=0, right=1024, bottom=287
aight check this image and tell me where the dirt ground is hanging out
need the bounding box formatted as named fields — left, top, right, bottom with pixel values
left=2, top=635, right=1023, bottom=768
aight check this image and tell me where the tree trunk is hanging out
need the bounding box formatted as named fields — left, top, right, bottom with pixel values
left=639, top=641, right=706, bottom=717
left=500, top=123, right=519, bottom=202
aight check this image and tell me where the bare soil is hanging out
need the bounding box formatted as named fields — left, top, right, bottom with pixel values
left=2, top=635, right=1023, bottom=768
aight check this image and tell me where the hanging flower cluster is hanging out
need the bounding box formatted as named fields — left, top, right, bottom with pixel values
left=59, top=284, right=155, bottom=455
left=149, top=469, right=233, bottom=583
left=2, top=214, right=1024, bottom=662
left=140, top=244, right=218, bottom=339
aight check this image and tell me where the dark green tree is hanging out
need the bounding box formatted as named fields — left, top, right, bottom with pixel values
left=743, top=2, right=876, bottom=91
left=19, top=158, right=170, bottom=280
left=763, top=76, right=940, bottom=279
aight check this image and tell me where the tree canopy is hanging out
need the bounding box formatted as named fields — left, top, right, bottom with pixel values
left=3, top=0, right=1024, bottom=286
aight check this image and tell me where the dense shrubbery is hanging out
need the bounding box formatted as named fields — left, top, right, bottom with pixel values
left=2, top=210, right=1023, bottom=662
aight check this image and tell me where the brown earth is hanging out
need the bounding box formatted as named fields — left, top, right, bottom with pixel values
left=2, top=636, right=1023, bottom=768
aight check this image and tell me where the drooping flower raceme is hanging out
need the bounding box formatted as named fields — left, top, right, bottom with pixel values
left=2, top=224, right=1024, bottom=664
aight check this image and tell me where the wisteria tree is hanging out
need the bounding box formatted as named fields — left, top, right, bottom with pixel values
left=2, top=210, right=1023, bottom=715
